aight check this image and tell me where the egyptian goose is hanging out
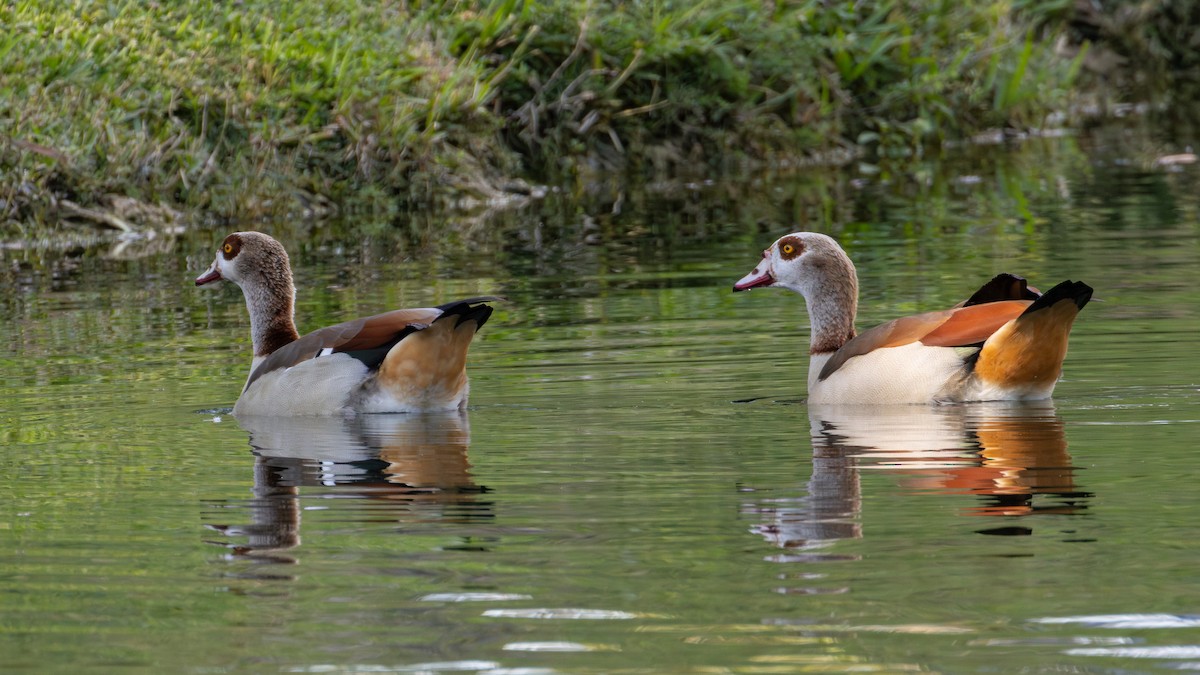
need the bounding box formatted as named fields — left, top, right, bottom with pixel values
left=733, top=232, right=1092, bottom=404
left=195, top=231, right=499, bottom=416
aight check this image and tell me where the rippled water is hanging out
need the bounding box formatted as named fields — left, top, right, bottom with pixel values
left=3, top=132, right=1200, bottom=672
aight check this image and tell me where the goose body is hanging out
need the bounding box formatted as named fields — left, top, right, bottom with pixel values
left=733, top=232, right=1091, bottom=404
left=196, top=231, right=498, bottom=416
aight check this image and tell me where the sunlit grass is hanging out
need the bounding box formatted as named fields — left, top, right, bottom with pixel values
left=0, top=0, right=502, bottom=223
left=0, top=0, right=1081, bottom=227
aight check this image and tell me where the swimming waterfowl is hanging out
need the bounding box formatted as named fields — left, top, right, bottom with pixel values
left=195, top=231, right=499, bottom=416
left=733, top=232, right=1091, bottom=404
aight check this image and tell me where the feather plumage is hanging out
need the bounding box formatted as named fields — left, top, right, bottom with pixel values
left=195, top=231, right=500, bottom=415
left=734, top=232, right=1091, bottom=403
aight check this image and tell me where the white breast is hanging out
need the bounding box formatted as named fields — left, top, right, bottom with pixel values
left=807, top=342, right=968, bottom=405
left=233, top=354, right=370, bottom=416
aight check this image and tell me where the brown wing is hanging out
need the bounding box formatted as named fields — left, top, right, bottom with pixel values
left=919, top=301, right=1032, bottom=346
left=816, top=310, right=953, bottom=382
left=245, top=308, right=442, bottom=391
left=817, top=301, right=1032, bottom=382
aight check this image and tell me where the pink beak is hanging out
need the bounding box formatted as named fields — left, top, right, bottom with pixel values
left=733, top=267, right=773, bottom=292
left=195, top=264, right=221, bottom=286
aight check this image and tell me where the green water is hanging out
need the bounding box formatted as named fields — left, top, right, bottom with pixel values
left=3, top=131, right=1200, bottom=673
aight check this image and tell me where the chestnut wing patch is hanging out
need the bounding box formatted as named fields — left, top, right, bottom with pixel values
left=919, top=301, right=1031, bottom=346
left=816, top=301, right=1031, bottom=382
left=816, top=310, right=952, bottom=382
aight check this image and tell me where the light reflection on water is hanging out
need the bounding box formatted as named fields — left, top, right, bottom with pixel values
left=745, top=401, right=1092, bottom=602
left=749, top=402, right=1087, bottom=550
left=820, top=403, right=1086, bottom=516
left=204, top=413, right=491, bottom=569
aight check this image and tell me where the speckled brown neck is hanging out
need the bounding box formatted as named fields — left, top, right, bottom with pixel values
left=254, top=309, right=300, bottom=357
left=246, top=279, right=298, bottom=356
left=809, top=322, right=856, bottom=355
left=236, top=236, right=300, bottom=357
left=803, top=249, right=858, bottom=355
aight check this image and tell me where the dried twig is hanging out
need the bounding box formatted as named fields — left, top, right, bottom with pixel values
left=543, top=19, right=591, bottom=95
left=605, top=48, right=644, bottom=96
left=615, top=100, right=671, bottom=118
left=6, top=137, right=70, bottom=165
left=513, top=19, right=593, bottom=141
left=58, top=199, right=136, bottom=233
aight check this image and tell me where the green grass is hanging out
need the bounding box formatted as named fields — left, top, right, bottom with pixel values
left=0, top=0, right=1083, bottom=229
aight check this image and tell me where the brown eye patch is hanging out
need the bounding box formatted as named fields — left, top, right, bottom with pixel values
left=778, top=236, right=804, bottom=260
left=221, top=234, right=242, bottom=260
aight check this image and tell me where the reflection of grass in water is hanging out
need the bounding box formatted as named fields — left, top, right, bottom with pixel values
left=1, top=0, right=1084, bottom=228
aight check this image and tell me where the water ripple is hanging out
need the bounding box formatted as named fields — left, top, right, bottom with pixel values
left=285, top=663, right=499, bottom=673
left=502, top=642, right=618, bottom=652
left=483, top=608, right=643, bottom=620
left=420, top=593, right=533, bottom=602
left=1066, top=646, right=1200, bottom=658
left=1032, top=614, right=1200, bottom=629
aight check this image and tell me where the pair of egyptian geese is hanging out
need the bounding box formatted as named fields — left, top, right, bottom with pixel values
left=196, top=231, right=1092, bottom=416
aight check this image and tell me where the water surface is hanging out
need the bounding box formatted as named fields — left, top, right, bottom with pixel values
left=3, top=132, right=1200, bottom=672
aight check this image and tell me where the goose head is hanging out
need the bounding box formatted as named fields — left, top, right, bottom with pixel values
left=733, top=232, right=859, bottom=354
left=195, top=231, right=293, bottom=291
left=732, top=232, right=857, bottom=299
left=195, top=231, right=299, bottom=358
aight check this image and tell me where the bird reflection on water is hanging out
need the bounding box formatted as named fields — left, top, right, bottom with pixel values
left=202, top=412, right=491, bottom=571
left=750, top=401, right=1091, bottom=552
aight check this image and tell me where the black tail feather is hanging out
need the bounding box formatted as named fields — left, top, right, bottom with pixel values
left=435, top=296, right=503, bottom=331
left=1020, top=280, right=1093, bottom=316
left=964, top=273, right=1041, bottom=306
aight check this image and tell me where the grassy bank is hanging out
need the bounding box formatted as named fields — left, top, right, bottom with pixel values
left=0, top=0, right=1088, bottom=230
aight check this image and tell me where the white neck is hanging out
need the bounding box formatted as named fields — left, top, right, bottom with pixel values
left=808, top=352, right=833, bottom=392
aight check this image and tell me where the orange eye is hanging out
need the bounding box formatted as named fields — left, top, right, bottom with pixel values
left=781, top=243, right=794, bottom=255
left=223, top=244, right=233, bottom=254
